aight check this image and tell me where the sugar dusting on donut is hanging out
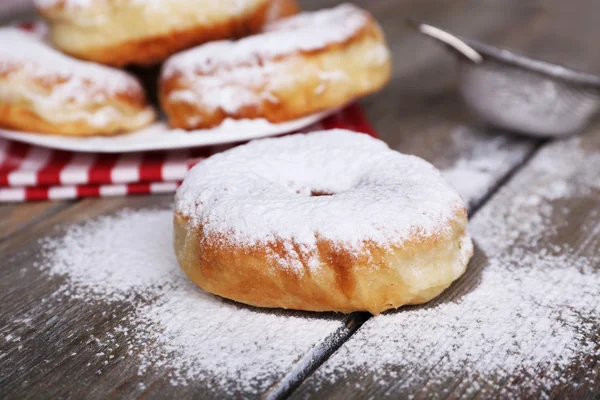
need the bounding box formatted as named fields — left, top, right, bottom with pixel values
left=163, top=4, right=371, bottom=77
left=162, top=4, right=388, bottom=125
left=0, top=28, right=147, bottom=127
left=0, top=28, right=142, bottom=96
left=176, top=130, right=466, bottom=268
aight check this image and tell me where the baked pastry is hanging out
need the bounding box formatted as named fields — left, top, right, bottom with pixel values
left=35, top=0, right=292, bottom=67
left=0, top=28, right=155, bottom=136
left=265, top=0, right=299, bottom=23
left=174, top=130, right=473, bottom=314
left=160, top=4, right=391, bottom=129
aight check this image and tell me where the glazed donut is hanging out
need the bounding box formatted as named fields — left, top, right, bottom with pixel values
left=173, top=130, right=473, bottom=314
left=160, top=4, right=391, bottom=129
left=0, top=28, right=155, bottom=136
left=34, top=0, right=292, bottom=67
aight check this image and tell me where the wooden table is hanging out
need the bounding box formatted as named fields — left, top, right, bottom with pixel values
left=1, top=1, right=599, bottom=399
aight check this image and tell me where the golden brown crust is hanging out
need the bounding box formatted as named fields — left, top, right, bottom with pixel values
left=0, top=102, right=154, bottom=137
left=160, top=18, right=391, bottom=129
left=265, top=0, right=300, bottom=23
left=57, top=3, right=270, bottom=67
left=0, top=66, right=155, bottom=136
left=38, top=0, right=281, bottom=66
left=173, top=209, right=472, bottom=315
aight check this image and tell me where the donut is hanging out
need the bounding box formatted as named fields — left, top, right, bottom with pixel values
left=34, top=0, right=294, bottom=67
left=160, top=4, right=391, bottom=130
left=265, top=0, right=300, bottom=23
left=0, top=28, right=155, bottom=136
left=173, top=130, right=473, bottom=314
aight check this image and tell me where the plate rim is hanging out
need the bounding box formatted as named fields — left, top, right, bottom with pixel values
left=0, top=109, right=338, bottom=153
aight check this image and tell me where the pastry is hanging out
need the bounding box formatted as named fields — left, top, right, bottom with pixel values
left=160, top=4, right=391, bottom=129
left=35, top=0, right=291, bottom=66
left=265, top=0, right=299, bottom=23
left=0, top=28, right=155, bottom=136
left=174, top=130, right=473, bottom=314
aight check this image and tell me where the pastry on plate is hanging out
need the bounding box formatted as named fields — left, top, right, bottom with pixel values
left=174, top=130, right=473, bottom=314
left=35, top=0, right=297, bottom=67
left=160, top=4, right=391, bottom=129
left=0, top=28, right=155, bottom=136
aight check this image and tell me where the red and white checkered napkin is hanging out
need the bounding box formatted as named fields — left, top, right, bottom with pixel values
left=0, top=105, right=376, bottom=202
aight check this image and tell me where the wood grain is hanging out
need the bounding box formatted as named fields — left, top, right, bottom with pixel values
left=257, top=0, right=549, bottom=397
left=0, top=1, right=541, bottom=399
left=0, top=6, right=34, bottom=25
left=0, top=194, right=363, bottom=399
left=0, top=201, right=71, bottom=242
left=290, top=2, right=600, bottom=398
left=290, top=112, right=600, bottom=400
left=1, top=0, right=598, bottom=399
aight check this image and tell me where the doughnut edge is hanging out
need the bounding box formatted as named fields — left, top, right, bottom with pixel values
left=173, top=209, right=473, bottom=315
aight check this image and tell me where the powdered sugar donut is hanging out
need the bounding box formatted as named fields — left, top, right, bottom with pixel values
left=174, top=130, right=473, bottom=314
left=160, top=4, right=391, bottom=129
left=0, top=28, right=155, bottom=136
left=35, top=0, right=294, bottom=67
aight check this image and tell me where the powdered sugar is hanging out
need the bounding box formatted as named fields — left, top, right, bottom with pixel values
left=38, top=210, right=180, bottom=301
left=176, top=130, right=466, bottom=268
left=441, top=126, right=533, bottom=206
left=303, top=136, right=600, bottom=397
left=0, top=28, right=148, bottom=127
left=0, top=28, right=143, bottom=101
left=167, top=65, right=273, bottom=115
left=162, top=4, right=381, bottom=117
left=31, top=208, right=342, bottom=394
left=5, top=130, right=598, bottom=396
left=163, top=4, right=370, bottom=77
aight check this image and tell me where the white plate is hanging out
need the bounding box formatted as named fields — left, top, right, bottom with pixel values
left=0, top=109, right=335, bottom=153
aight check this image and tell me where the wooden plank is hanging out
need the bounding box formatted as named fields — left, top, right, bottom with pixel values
left=0, top=1, right=564, bottom=400
left=0, top=7, right=35, bottom=25
left=265, top=0, right=547, bottom=396
left=0, top=201, right=72, bottom=242
left=0, top=130, right=529, bottom=400
left=289, top=1, right=600, bottom=392
left=349, top=0, right=544, bottom=209
left=288, top=1, right=600, bottom=398
left=291, top=122, right=600, bottom=400
left=0, top=4, right=540, bottom=400
left=0, top=194, right=366, bottom=399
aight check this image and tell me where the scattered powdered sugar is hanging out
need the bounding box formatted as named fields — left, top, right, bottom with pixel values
left=37, top=210, right=180, bottom=301
left=5, top=132, right=599, bottom=396
left=441, top=125, right=532, bottom=207
left=32, top=208, right=342, bottom=394
left=176, top=130, right=466, bottom=269
left=132, top=279, right=340, bottom=391
left=307, top=136, right=600, bottom=397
